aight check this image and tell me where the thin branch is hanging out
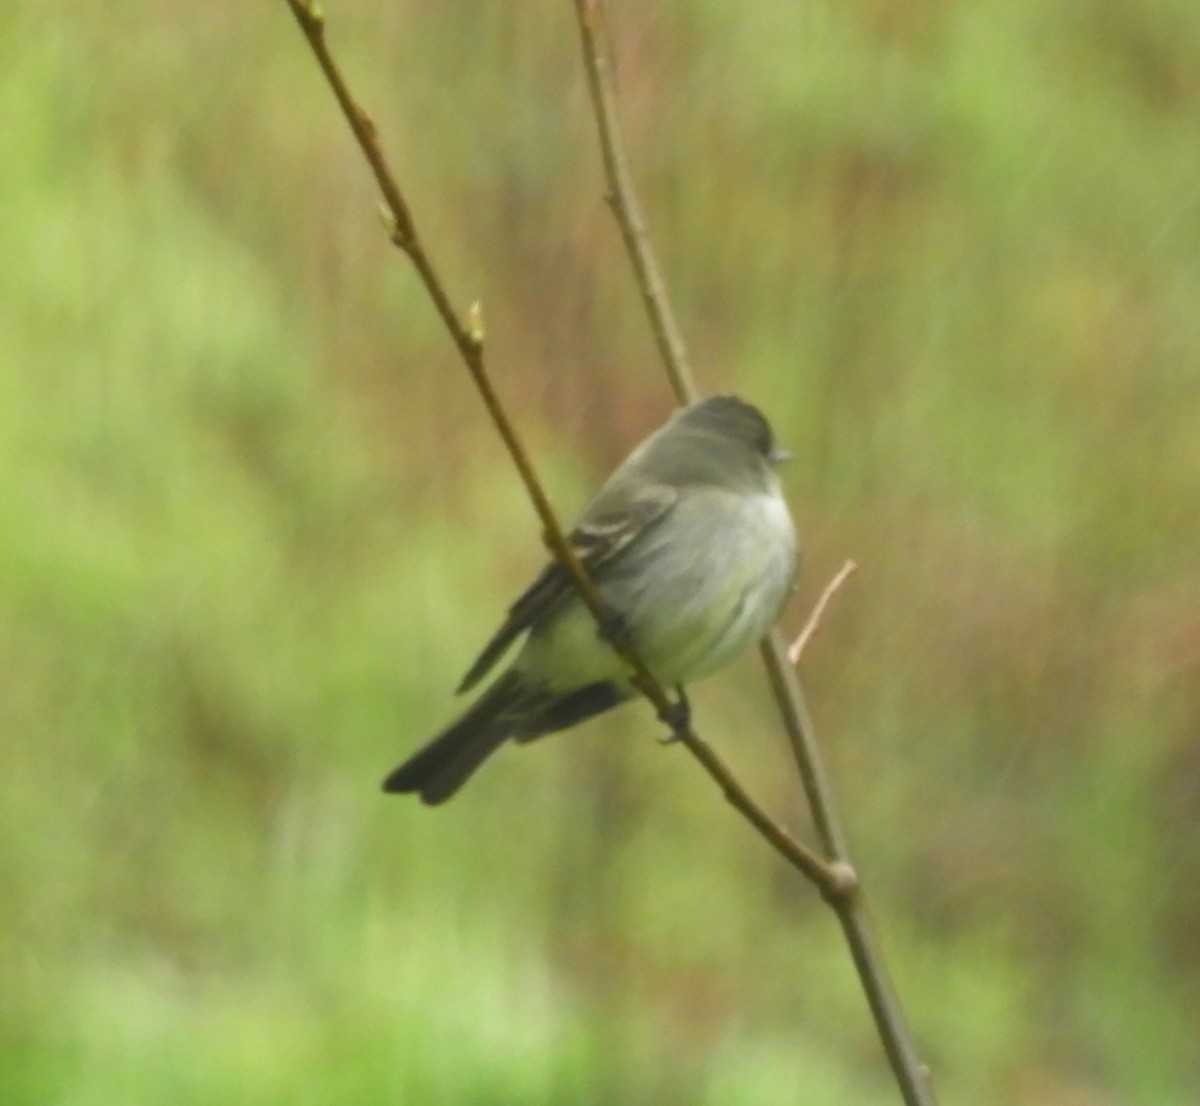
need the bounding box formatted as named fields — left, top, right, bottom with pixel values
left=283, top=4, right=936, bottom=1101
left=788, top=559, right=859, bottom=665
left=282, top=2, right=595, bottom=639
left=572, top=0, right=698, bottom=405
left=570, top=0, right=859, bottom=859
left=280, top=0, right=839, bottom=899
left=570, top=6, right=938, bottom=1106
left=677, top=729, right=843, bottom=893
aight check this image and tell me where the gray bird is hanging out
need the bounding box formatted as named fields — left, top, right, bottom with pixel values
left=383, top=395, right=798, bottom=804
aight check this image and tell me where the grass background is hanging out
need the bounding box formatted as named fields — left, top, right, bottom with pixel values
left=3, top=1, right=1199, bottom=1103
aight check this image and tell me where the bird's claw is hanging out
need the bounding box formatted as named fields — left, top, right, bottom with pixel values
left=657, top=685, right=691, bottom=744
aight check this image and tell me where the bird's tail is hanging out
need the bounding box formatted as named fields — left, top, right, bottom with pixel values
left=382, top=674, right=525, bottom=804
left=382, top=675, right=629, bottom=805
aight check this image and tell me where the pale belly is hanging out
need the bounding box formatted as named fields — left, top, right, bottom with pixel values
left=515, top=487, right=797, bottom=692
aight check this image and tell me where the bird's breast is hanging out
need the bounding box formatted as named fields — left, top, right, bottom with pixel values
left=518, top=485, right=797, bottom=692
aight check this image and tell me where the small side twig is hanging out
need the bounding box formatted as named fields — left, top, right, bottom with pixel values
left=788, top=559, right=859, bottom=665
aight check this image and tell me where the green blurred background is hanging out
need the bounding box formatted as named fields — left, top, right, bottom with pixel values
left=3, top=1, right=1199, bottom=1103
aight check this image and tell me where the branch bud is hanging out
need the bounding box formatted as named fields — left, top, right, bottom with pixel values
left=466, top=300, right=486, bottom=346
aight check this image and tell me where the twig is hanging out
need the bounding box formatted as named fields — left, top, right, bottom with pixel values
left=282, top=2, right=594, bottom=642
left=572, top=0, right=698, bottom=405
left=280, top=0, right=839, bottom=899
left=570, top=6, right=938, bottom=1106
left=788, top=559, right=859, bottom=665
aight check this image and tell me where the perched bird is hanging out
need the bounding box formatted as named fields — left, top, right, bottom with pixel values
left=383, top=395, right=798, bottom=804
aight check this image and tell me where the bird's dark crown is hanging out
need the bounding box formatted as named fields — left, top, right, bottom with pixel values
left=677, top=395, right=778, bottom=461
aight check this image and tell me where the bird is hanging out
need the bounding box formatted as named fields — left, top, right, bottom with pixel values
left=383, top=395, right=798, bottom=804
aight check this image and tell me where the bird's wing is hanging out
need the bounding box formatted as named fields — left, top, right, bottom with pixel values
left=455, top=481, right=679, bottom=694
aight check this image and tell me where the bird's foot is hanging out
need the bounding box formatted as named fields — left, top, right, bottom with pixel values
left=657, top=685, right=691, bottom=744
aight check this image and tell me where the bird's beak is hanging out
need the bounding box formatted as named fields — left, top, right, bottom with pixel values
left=769, top=447, right=792, bottom=465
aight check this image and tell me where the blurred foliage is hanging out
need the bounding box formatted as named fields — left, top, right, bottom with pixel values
left=2, top=1, right=1199, bottom=1104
